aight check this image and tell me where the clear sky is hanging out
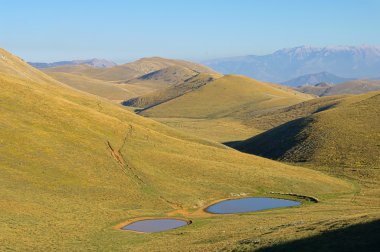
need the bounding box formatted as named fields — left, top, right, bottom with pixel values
left=1, top=0, right=379, bottom=63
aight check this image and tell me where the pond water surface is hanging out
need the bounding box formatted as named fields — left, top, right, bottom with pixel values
left=205, top=197, right=301, bottom=214
left=121, top=219, right=189, bottom=233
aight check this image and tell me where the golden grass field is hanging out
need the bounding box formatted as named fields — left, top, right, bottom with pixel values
left=138, top=75, right=313, bottom=118
left=236, top=91, right=380, bottom=171
left=43, top=56, right=218, bottom=104
left=129, top=75, right=313, bottom=142
left=46, top=71, right=171, bottom=102
left=1, top=48, right=379, bottom=251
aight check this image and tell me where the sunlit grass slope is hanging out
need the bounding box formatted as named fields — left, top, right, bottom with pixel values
left=123, top=73, right=221, bottom=108
left=297, top=79, right=380, bottom=97
left=46, top=72, right=168, bottom=102
left=139, top=75, right=313, bottom=118
left=46, top=72, right=138, bottom=101
left=242, top=95, right=347, bottom=131
left=44, top=57, right=221, bottom=103
left=44, top=57, right=218, bottom=82
left=237, top=91, right=380, bottom=171
left=132, top=75, right=312, bottom=141
left=0, top=48, right=55, bottom=83
left=0, top=49, right=351, bottom=251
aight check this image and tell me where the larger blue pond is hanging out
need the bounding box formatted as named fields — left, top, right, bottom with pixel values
left=121, top=219, right=189, bottom=233
left=205, top=197, right=301, bottom=214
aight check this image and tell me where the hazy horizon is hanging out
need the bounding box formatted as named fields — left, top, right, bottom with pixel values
left=20, top=44, right=380, bottom=65
left=2, top=0, right=380, bottom=63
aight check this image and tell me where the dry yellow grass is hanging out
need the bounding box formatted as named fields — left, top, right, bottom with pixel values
left=154, top=117, right=261, bottom=143
left=43, top=56, right=218, bottom=82
left=46, top=72, right=169, bottom=102
left=139, top=75, right=313, bottom=119
left=242, top=95, right=347, bottom=131
left=0, top=49, right=368, bottom=251
left=124, top=73, right=221, bottom=108
left=236, top=91, right=380, bottom=172
left=43, top=56, right=221, bottom=105
left=130, top=75, right=312, bottom=141
left=297, top=79, right=380, bottom=96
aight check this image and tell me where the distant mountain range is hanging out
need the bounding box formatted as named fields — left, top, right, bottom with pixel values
left=282, top=72, right=352, bottom=87
left=203, top=45, right=380, bottom=82
left=29, top=58, right=117, bottom=68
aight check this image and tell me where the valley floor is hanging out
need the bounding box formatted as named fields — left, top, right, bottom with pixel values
left=153, top=117, right=262, bottom=143
left=106, top=166, right=380, bottom=251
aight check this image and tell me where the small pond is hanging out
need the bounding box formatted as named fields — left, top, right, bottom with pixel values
left=121, top=219, right=189, bottom=233
left=205, top=197, right=301, bottom=214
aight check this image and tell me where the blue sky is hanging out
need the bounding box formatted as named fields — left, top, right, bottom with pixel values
left=1, top=0, right=379, bottom=63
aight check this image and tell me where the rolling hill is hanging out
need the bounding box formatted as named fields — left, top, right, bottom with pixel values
left=295, top=82, right=333, bottom=96
left=297, top=79, right=380, bottom=97
left=138, top=75, right=313, bottom=119
left=0, top=48, right=56, bottom=83
left=123, top=72, right=221, bottom=108
left=282, top=72, right=350, bottom=87
left=240, top=95, right=346, bottom=132
left=124, top=75, right=313, bottom=142
left=46, top=71, right=170, bottom=102
left=124, top=57, right=219, bottom=77
left=44, top=56, right=218, bottom=82
left=0, top=48, right=353, bottom=251
left=43, top=63, right=144, bottom=82
left=235, top=91, right=380, bottom=171
left=42, top=57, right=220, bottom=102
left=128, top=74, right=313, bottom=142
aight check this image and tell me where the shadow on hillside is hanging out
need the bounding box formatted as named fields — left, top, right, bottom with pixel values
left=223, top=140, right=243, bottom=148
left=223, top=117, right=312, bottom=161
left=254, top=219, right=380, bottom=252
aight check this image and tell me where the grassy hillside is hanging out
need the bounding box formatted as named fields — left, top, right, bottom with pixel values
left=123, top=73, right=220, bottom=108
left=131, top=65, right=198, bottom=85
left=297, top=79, right=380, bottom=97
left=236, top=91, right=380, bottom=171
left=46, top=72, right=169, bottom=102
left=130, top=75, right=313, bottom=142
left=46, top=72, right=138, bottom=101
left=0, top=48, right=56, bottom=83
left=139, top=75, right=312, bottom=118
left=0, top=49, right=363, bottom=251
left=242, top=95, right=346, bottom=131
left=296, top=83, right=333, bottom=96
left=44, top=57, right=221, bottom=104
left=44, top=57, right=218, bottom=83
left=124, top=57, right=219, bottom=76
left=43, top=64, right=143, bottom=82
left=154, top=117, right=262, bottom=143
